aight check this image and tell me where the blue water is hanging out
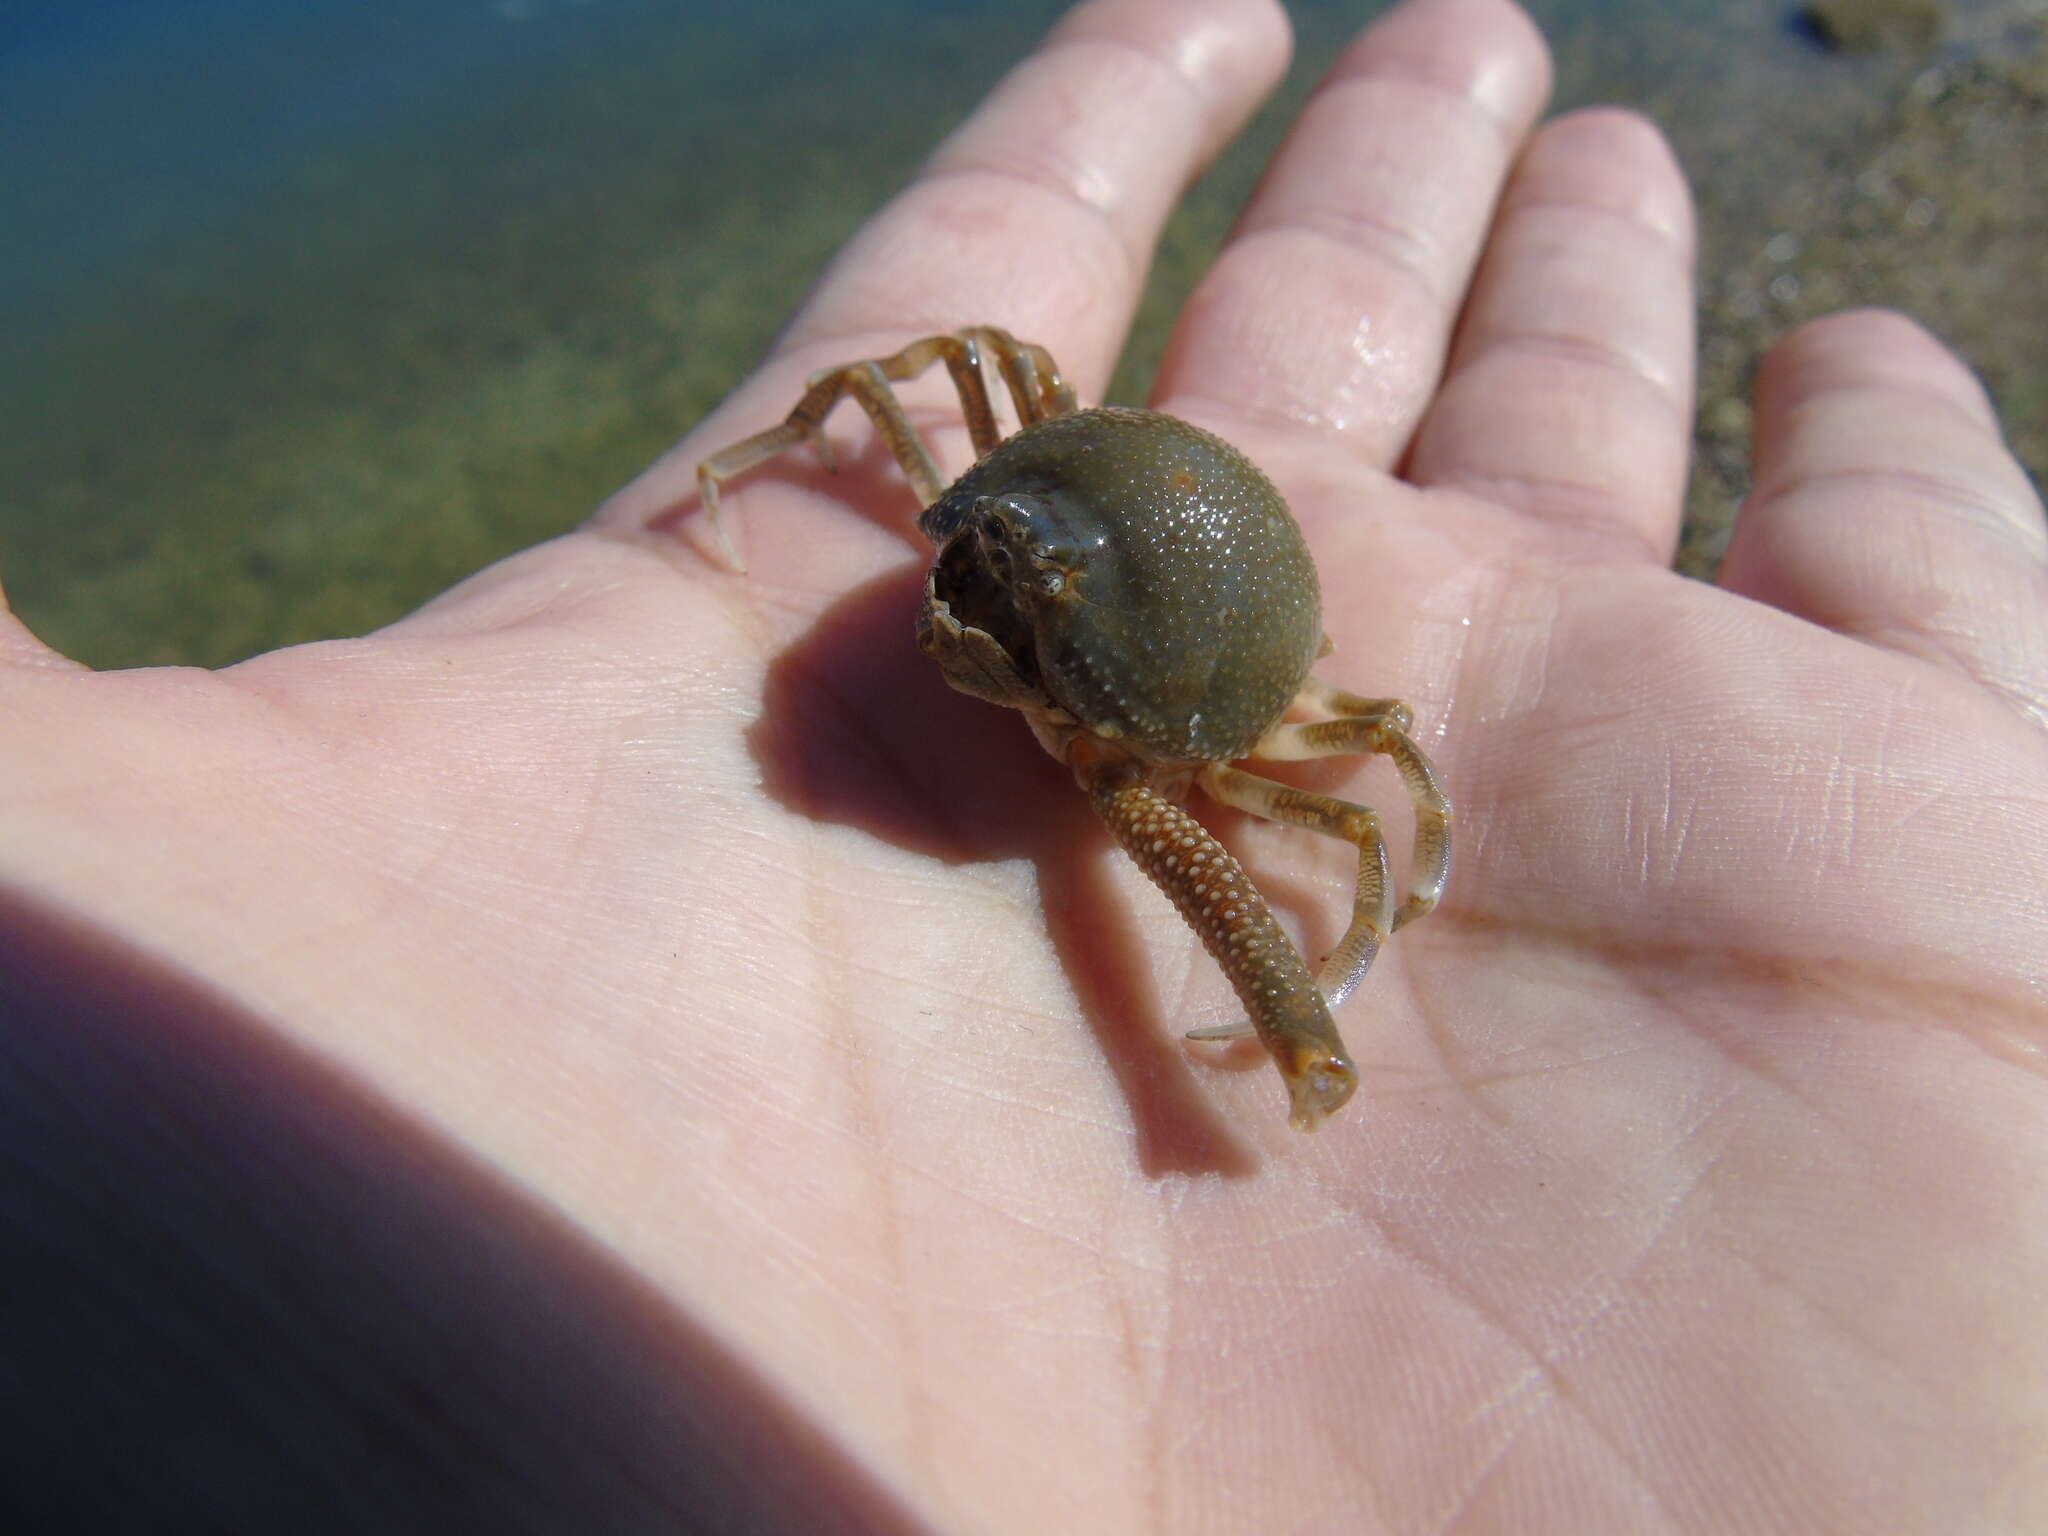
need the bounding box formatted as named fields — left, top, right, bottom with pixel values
left=0, top=0, right=1931, bottom=665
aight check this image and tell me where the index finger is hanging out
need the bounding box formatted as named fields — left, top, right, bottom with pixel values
left=771, top=0, right=1292, bottom=402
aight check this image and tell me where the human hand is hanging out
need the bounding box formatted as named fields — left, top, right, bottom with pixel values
left=4, top=0, right=2043, bottom=1530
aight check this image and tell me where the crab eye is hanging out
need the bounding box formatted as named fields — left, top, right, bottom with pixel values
left=978, top=493, right=1044, bottom=538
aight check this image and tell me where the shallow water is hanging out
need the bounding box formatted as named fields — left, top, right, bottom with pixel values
left=0, top=0, right=2036, bottom=666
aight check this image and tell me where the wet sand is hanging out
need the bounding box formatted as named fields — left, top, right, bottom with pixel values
left=1682, top=3, right=2047, bottom=572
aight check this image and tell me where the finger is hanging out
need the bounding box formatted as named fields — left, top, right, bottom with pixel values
left=1152, top=0, right=1551, bottom=466
left=594, top=0, right=1288, bottom=544
left=1404, top=108, right=1696, bottom=565
left=775, top=0, right=1291, bottom=400
left=1720, top=309, right=2048, bottom=722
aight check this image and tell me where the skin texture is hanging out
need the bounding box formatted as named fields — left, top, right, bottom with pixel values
left=1, top=0, right=2044, bottom=1531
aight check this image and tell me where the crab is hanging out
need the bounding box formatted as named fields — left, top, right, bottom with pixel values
left=698, top=327, right=1450, bottom=1131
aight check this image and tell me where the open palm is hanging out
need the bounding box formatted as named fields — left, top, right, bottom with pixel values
left=6, top=0, right=2043, bottom=1531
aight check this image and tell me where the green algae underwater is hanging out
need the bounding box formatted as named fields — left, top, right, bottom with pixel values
left=1, top=0, right=2041, bottom=669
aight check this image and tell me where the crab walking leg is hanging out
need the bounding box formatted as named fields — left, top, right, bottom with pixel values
left=964, top=326, right=1078, bottom=426
left=1085, top=770, right=1358, bottom=1132
left=1251, top=699, right=1453, bottom=931
left=1297, top=678, right=1412, bottom=733
left=1199, top=763, right=1396, bottom=1013
left=693, top=328, right=1084, bottom=570
left=696, top=331, right=1020, bottom=565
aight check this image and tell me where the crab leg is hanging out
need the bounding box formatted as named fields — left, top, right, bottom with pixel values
left=1198, top=763, right=1396, bottom=1011
left=696, top=360, right=947, bottom=566
left=694, top=328, right=1079, bottom=569
left=1084, top=767, right=1357, bottom=1132
left=965, top=326, right=1077, bottom=425
left=1250, top=690, right=1452, bottom=931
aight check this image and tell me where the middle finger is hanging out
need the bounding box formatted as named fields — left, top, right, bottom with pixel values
left=1153, top=0, right=1550, bottom=465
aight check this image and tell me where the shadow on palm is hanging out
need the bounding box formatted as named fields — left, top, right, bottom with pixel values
left=746, top=558, right=1264, bottom=1175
